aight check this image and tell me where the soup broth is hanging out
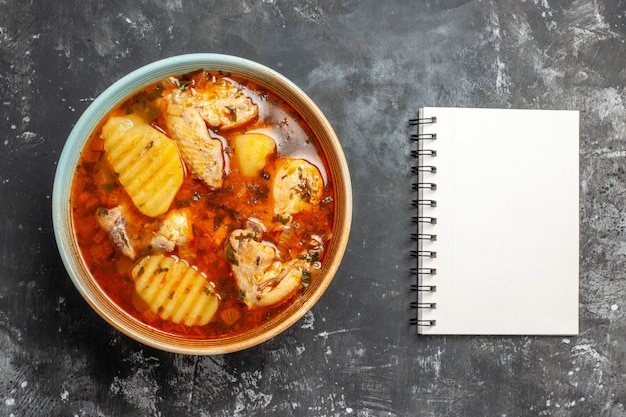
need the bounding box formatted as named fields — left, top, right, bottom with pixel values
left=71, top=70, right=334, bottom=339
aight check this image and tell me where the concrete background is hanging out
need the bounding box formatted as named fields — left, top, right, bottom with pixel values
left=1, top=1, right=624, bottom=416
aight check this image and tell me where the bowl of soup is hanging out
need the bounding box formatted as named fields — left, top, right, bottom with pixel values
left=52, top=54, right=352, bottom=355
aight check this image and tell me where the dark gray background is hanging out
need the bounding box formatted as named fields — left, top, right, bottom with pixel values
left=1, top=1, right=624, bottom=416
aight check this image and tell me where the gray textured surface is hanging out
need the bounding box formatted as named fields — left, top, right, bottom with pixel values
left=1, top=1, right=625, bottom=416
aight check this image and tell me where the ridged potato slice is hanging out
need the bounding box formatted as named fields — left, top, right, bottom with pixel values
left=101, top=114, right=184, bottom=217
left=130, top=254, right=219, bottom=327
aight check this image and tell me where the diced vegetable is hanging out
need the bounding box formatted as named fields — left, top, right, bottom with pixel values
left=233, top=133, right=276, bottom=177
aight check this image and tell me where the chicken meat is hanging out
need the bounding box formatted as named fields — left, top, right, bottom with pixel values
left=226, top=220, right=316, bottom=308
left=96, top=206, right=136, bottom=259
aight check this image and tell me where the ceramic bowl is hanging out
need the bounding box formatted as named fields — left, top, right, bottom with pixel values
left=52, top=54, right=352, bottom=355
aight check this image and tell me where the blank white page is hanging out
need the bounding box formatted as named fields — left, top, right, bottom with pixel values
left=417, top=107, right=579, bottom=335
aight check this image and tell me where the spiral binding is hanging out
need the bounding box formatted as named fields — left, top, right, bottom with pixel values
left=409, top=115, right=437, bottom=328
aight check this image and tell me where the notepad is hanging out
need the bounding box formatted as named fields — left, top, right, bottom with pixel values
left=411, top=107, right=579, bottom=335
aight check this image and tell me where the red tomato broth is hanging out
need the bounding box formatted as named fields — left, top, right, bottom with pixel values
left=70, top=70, right=335, bottom=339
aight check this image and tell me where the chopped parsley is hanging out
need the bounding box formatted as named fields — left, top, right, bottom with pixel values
left=225, top=105, right=237, bottom=122
left=225, top=242, right=239, bottom=266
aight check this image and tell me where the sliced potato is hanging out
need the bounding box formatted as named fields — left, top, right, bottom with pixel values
left=233, top=133, right=276, bottom=177
left=130, top=254, right=219, bottom=327
left=101, top=114, right=184, bottom=217
left=272, top=158, right=324, bottom=215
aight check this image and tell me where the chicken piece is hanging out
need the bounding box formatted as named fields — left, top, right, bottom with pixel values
left=181, top=80, right=258, bottom=130
left=150, top=209, right=191, bottom=252
left=226, top=220, right=311, bottom=308
left=272, top=159, right=324, bottom=216
left=96, top=206, right=136, bottom=259
left=165, top=105, right=224, bottom=189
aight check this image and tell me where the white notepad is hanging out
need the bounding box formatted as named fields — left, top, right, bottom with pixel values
left=414, top=107, right=579, bottom=335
